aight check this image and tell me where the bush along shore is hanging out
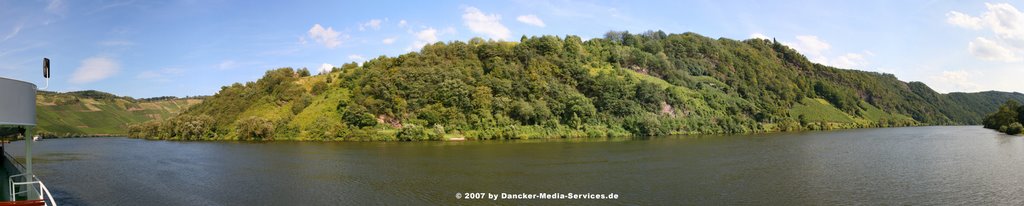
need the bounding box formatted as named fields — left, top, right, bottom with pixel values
left=983, top=100, right=1024, bottom=135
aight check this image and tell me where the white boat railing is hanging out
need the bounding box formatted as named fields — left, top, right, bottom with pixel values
left=9, top=173, right=57, bottom=206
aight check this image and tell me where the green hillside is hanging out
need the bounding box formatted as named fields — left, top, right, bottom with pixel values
left=128, top=31, right=1024, bottom=141
left=36, top=90, right=202, bottom=137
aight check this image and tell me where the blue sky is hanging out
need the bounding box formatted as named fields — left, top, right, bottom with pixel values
left=1, top=0, right=1022, bottom=98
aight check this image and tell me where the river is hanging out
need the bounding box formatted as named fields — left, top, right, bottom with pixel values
left=5, top=126, right=1024, bottom=205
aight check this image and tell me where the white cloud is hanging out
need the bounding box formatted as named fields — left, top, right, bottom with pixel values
left=382, top=37, right=397, bottom=44
left=348, top=54, right=368, bottom=66
left=981, top=3, right=1024, bottom=48
left=462, top=7, right=510, bottom=40
left=516, top=15, right=546, bottom=27
left=398, top=20, right=408, bottom=28
left=417, top=28, right=439, bottom=42
left=317, top=63, right=334, bottom=74
left=968, top=37, right=1019, bottom=62
left=819, top=50, right=875, bottom=70
left=784, top=35, right=832, bottom=63
left=405, top=27, right=455, bottom=51
left=950, top=3, right=1024, bottom=61
left=70, top=56, right=119, bottom=84
left=218, top=60, right=237, bottom=70
left=831, top=53, right=868, bottom=68
left=749, top=33, right=769, bottom=40
left=946, top=11, right=983, bottom=30
left=307, top=24, right=346, bottom=49
left=46, top=0, right=67, bottom=15
left=929, top=70, right=982, bottom=92
left=781, top=35, right=875, bottom=69
left=409, top=27, right=439, bottom=51
left=3, top=23, right=23, bottom=42
left=792, top=35, right=831, bottom=57
left=359, top=19, right=383, bottom=31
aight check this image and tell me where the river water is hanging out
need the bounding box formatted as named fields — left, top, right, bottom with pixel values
left=6, top=126, right=1024, bottom=205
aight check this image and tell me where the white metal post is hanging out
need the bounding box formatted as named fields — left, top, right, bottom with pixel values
left=24, top=127, right=35, bottom=199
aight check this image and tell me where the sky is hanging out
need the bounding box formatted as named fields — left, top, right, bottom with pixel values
left=1, top=0, right=1023, bottom=98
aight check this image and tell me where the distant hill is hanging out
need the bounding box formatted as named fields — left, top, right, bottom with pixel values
left=36, top=90, right=203, bottom=137
left=128, top=31, right=1024, bottom=141
left=947, top=91, right=1024, bottom=123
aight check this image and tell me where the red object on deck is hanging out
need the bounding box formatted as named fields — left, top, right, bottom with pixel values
left=0, top=200, right=45, bottom=206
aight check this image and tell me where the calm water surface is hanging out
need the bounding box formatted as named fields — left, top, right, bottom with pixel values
left=6, top=126, right=1024, bottom=205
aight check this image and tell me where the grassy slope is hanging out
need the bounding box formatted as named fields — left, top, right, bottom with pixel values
left=289, top=82, right=350, bottom=140
left=789, top=98, right=913, bottom=127
left=790, top=98, right=855, bottom=123
left=36, top=91, right=202, bottom=136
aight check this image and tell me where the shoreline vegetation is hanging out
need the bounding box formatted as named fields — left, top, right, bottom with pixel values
left=983, top=100, right=1024, bottom=135
left=117, top=30, right=1022, bottom=141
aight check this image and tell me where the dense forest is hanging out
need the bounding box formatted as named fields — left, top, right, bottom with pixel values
left=127, top=31, right=1024, bottom=141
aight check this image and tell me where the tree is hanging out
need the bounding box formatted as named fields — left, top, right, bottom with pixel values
left=570, top=113, right=583, bottom=129
left=623, top=114, right=665, bottom=136
left=1018, top=104, right=1024, bottom=124
left=510, top=100, right=536, bottom=124
left=342, top=104, right=378, bottom=128
left=237, top=116, right=274, bottom=140
left=397, top=124, right=441, bottom=141
left=472, top=86, right=494, bottom=111
left=434, top=79, right=472, bottom=110
left=308, top=115, right=345, bottom=140
left=292, top=94, right=312, bottom=114
left=813, top=81, right=858, bottom=113
left=311, top=80, right=329, bottom=95
left=984, top=100, right=1020, bottom=130
left=127, top=121, right=163, bottom=139
left=1006, top=122, right=1023, bottom=135
left=171, top=114, right=215, bottom=140
left=635, top=81, right=666, bottom=112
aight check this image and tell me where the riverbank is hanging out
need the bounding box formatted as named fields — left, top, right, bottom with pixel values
left=126, top=121, right=931, bottom=142
left=37, top=132, right=124, bottom=139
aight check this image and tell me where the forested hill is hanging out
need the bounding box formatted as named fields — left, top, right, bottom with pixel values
left=35, top=90, right=203, bottom=137
left=129, top=31, right=1024, bottom=141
